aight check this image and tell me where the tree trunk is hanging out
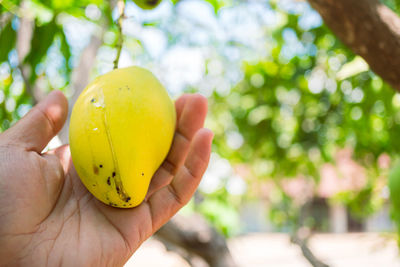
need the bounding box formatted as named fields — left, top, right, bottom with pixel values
left=16, top=8, right=43, bottom=104
left=307, top=0, right=400, bottom=90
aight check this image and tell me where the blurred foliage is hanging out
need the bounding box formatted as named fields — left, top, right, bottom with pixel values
left=0, top=0, right=114, bottom=131
left=208, top=1, right=399, bottom=234
left=1, top=0, right=400, bottom=239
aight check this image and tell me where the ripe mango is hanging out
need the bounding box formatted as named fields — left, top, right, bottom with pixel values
left=69, top=66, right=176, bottom=208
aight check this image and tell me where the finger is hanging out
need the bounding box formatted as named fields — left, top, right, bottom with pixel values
left=175, top=93, right=190, bottom=124
left=146, top=94, right=208, bottom=198
left=147, top=128, right=213, bottom=230
left=47, top=144, right=71, bottom=174
left=1, top=90, right=68, bottom=152
left=167, top=94, right=208, bottom=173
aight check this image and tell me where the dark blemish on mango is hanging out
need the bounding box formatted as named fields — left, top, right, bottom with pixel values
left=116, top=186, right=120, bottom=194
left=107, top=177, right=111, bottom=185
left=92, top=184, right=96, bottom=187
left=93, top=165, right=99, bottom=175
left=141, top=173, right=144, bottom=176
left=125, top=197, right=131, bottom=202
left=108, top=202, right=118, bottom=207
left=91, top=98, right=95, bottom=103
left=99, top=164, right=103, bottom=168
left=112, top=172, right=116, bottom=177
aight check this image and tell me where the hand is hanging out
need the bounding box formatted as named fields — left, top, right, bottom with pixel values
left=0, top=90, right=213, bottom=266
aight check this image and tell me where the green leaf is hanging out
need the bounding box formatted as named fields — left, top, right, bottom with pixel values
left=52, top=0, right=75, bottom=10
left=0, top=22, right=16, bottom=62
left=24, top=20, right=58, bottom=82
left=0, top=0, right=21, bottom=16
left=28, top=1, right=54, bottom=24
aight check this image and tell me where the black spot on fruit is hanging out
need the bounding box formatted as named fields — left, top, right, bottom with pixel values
left=141, top=172, right=144, bottom=176
left=112, top=172, right=116, bottom=177
left=116, top=186, right=120, bottom=194
left=125, top=197, right=131, bottom=202
left=91, top=98, right=95, bottom=103
left=107, top=177, right=111, bottom=185
left=93, top=165, right=99, bottom=175
left=99, top=164, right=103, bottom=168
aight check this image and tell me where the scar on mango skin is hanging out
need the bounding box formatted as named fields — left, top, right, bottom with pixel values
left=93, top=165, right=99, bottom=175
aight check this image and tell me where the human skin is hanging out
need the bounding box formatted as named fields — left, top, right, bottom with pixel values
left=0, top=90, right=213, bottom=266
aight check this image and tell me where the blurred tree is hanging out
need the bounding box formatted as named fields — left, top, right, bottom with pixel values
left=207, top=0, right=400, bottom=265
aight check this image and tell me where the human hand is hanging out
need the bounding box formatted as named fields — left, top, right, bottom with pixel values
left=0, top=90, right=212, bottom=266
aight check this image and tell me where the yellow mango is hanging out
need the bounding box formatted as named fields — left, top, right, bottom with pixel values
left=69, top=66, right=176, bottom=208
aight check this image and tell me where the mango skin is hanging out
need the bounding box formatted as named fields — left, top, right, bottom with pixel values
left=69, top=66, right=176, bottom=208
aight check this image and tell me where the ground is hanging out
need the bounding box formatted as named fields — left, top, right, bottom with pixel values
left=126, top=233, right=400, bottom=267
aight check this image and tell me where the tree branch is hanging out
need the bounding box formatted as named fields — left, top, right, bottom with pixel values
left=113, top=0, right=125, bottom=69
left=155, top=215, right=237, bottom=267
left=290, top=233, right=329, bottom=267
left=307, top=0, right=400, bottom=90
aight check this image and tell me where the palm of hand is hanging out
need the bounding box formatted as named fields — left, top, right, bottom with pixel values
left=0, top=91, right=212, bottom=266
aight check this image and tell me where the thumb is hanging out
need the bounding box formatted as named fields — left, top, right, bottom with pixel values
left=1, top=90, right=68, bottom=152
